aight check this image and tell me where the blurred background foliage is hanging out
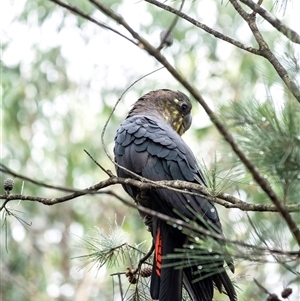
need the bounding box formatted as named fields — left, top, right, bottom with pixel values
left=1, top=0, right=299, bottom=300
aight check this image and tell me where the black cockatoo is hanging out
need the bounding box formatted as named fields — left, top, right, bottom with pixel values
left=114, top=89, right=236, bottom=301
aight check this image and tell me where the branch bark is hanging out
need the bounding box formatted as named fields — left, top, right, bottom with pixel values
left=49, top=0, right=137, bottom=46
left=1, top=164, right=299, bottom=213
left=146, top=0, right=300, bottom=103
left=240, top=0, right=300, bottom=44
left=2, top=188, right=299, bottom=258
left=145, top=0, right=261, bottom=55
left=229, top=0, right=300, bottom=102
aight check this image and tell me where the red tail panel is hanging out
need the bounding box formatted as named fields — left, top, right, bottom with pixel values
left=155, top=227, right=162, bottom=276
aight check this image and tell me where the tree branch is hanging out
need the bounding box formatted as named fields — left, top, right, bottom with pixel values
left=1, top=164, right=299, bottom=213
left=156, top=0, right=184, bottom=51
left=147, top=0, right=300, bottom=103
left=48, top=0, right=137, bottom=46
left=145, top=0, right=261, bottom=55
left=1, top=169, right=299, bottom=260
left=132, top=243, right=155, bottom=275
left=229, top=0, right=300, bottom=102
left=240, top=0, right=300, bottom=44
left=69, top=189, right=300, bottom=258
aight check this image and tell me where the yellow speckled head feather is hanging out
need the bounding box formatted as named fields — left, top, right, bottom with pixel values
left=128, top=89, right=192, bottom=136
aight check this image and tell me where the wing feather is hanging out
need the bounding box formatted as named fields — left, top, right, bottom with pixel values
left=114, top=115, right=220, bottom=225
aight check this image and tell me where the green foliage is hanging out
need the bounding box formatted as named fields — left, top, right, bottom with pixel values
left=75, top=219, right=130, bottom=269
left=200, top=154, right=247, bottom=197
left=74, top=219, right=153, bottom=301
left=220, top=95, right=300, bottom=202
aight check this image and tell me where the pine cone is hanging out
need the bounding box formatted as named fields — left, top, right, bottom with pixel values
left=4, top=178, right=14, bottom=192
left=160, top=30, right=173, bottom=47
left=125, top=267, right=137, bottom=284
left=281, top=287, right=292, bottom=299
left=140, top=267, right=152, bottom=278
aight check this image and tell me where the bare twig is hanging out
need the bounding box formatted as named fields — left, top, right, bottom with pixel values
left=145, top=0, right=261, bottom=55
left=0, top=164, right=77, bottom=193
left=157, top=0, right=184, bottom=51
left=1, top=185, right=299, bottom=257
left=254, top=278, right=271, bottom=294
left=117, top=273, right=124, bottom=301
left=132, top=243, right=155, bottom=274
left=247, top=213, right=300, bottom=276
left=100, top=66, right=165, bottom=167
left=229, top=0, right=300, bottom=102
left=84, top=149, right=114, bottom=177
left=81, top=190, right=300, bottom=258
left=147, top=0, right=300, bottom=102
left=240, top=0, right=300, bottom=44
left=48, top=0, right=137, bottom=46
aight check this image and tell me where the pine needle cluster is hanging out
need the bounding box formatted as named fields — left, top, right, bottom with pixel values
left=220, top=95, right=300, bottom=203
left=74, top=219, right=154, bottom=300
left=74, top=219, right=130, bottom=271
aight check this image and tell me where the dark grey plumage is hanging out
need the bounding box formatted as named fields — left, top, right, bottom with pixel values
left=114, top=89, right=236, bottom=301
